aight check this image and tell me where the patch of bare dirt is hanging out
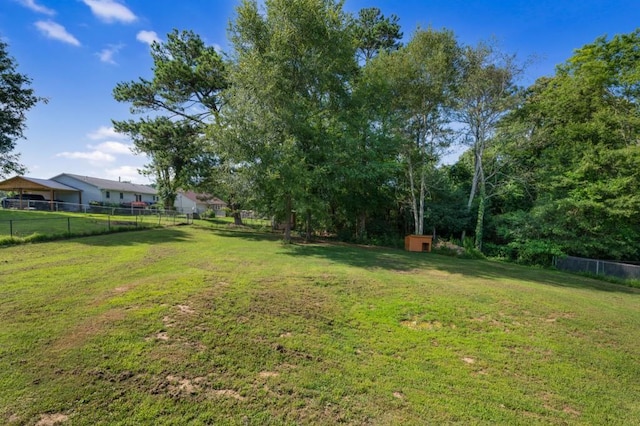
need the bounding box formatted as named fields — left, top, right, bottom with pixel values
left=154, top=375, right=246, bottom=401
left=155, top=331, right=169, bottom=341
left=462, top=357, right=476, bottom=364
left=259, top=371, right=279, bottom=378
left=35, top=413, right=68, bottom=425
left=162, top=315, right=175, bottom=327
left=400, top=316, right=456, bottom=330
left=209, top=389, right=246, bottom=401
left=392, top=391, right=405, bottom=399
left=50, top=309, right=126, bottom=351
left=545, top=312, right=575, bottom=323
left=165, top=375, right=201, bottom=395
left=177, top=304, right=195, bottom=315
left=563, top=406, right=581, bottom=416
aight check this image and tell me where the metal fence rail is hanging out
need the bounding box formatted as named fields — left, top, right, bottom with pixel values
left=1, top=199, right=170, bottom=216
left=0, top=213, right=187, bottom=239
left=554, top=255, right=640, bottom=280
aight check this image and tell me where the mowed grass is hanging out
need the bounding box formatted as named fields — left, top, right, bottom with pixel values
left=0, top=210, right=182, bottom=244
left=0, top=225, right=639, bottom=425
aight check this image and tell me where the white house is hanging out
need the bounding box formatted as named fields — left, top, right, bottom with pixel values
left=175, top=190, right=226, bottom=216
left=50, top=174, right=158, bottom=206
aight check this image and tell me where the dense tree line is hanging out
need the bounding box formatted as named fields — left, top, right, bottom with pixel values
left=113, top=0, right=640, bottom=263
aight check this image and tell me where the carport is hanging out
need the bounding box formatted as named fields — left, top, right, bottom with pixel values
left=0, top=176, right=81, bottom=210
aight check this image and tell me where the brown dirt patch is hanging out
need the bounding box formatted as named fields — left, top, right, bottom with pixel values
left=259, top=371, right=279, bottom=378
left=563, top=406, right=581, bottom=416
left=400, top=316, right=455, bottom=330
left=155, top=331, right=169, bottom=341
left=167, top=375, right=197, bottom=394
left=177, top=304, right=195, bottom=315
left=209, top=389, right=246, bottom=401
left=35, top=413, right=68, bottom=425
left=50, top=309, right=126, bottom=352
left=462, top=357, right=476, bottom=364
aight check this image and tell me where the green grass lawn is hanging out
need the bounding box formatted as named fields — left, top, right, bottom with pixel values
left=1, top=225, right=639, bottom=425
left=0, top=209, right=185, bottom=244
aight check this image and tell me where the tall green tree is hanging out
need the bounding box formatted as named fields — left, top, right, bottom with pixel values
left=366, top=29, right=460, bottom=236
left=113, top=29, right=227, bottom=125
left=113, top=117, right=202, bottom=208
left=494, top=30, right=640, bottom=262
left=221, top=0, right=357, bottom=242
left=113, top=30, right=228, bottom=210
left=0, top=39, right=45, bottom=177
left=353, top=7, right=402, bottom=64
left=454, top=41, right=523, bottom=249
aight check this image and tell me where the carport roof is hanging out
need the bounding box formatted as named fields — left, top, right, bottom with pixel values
left=0, top=176, right=79, bottom=192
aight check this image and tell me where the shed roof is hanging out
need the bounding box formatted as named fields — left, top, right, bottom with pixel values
left=179, top=190, right=226, bottom=206
left=52, top=173, right=157, bottom=195
left=0, top=175, right=80, bottom=192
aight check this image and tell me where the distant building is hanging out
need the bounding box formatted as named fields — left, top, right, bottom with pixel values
left=175, top=190, right=226, bottom=216
left=50, top=173, right=158, bottom=206
left=0, top=173, right=157, bottom=209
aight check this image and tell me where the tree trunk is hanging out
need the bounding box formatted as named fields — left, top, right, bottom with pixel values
left=283, top=194, right=292, bottom=243
left=418, top=167, right=426, bottom=235
left=474, top=194, right=485, bottom=251
left=474, top=172, right=486, bottom=251
left=233, top=209, right=243, bottom=225
left=462, top=143, right=484, bottom=243
left=407, top=158, right=420, bottom=235
left=228, top=198, right=243, bottom=225
left=305, top=209, right=312, bottom=242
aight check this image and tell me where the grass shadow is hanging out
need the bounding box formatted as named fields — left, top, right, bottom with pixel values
left=280, top=241, right=640, bottom=295
left=68, top=227, right=193, bottom=247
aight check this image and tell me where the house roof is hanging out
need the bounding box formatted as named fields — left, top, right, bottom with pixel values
left=179, top=190, right=226, bottom=206
left=0, top=175, right=80, bottom=192
left=52, top=173, right=157, bottom=195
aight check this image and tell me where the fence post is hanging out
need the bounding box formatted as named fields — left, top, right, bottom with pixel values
left=67, top=217, right=71, bottom=235
left=9, top=220, right=12, bottom=237
left=108, top=215, right=111, bottom=231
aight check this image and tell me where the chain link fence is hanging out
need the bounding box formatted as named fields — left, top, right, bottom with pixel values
left=554, top=255, right=640, bottom=280
left=1, top=201, right=191, bottom=241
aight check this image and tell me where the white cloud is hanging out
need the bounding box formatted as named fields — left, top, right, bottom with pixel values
left=96, top=44, right=123, bottom=64
left=87, top=126, right=126, bottom=140
left=82, top=0, right=137, bottom=24
left=16, top=0, right=56, bottom=15
left=34, top=20, right=81, bottom=46
left=88, top=141, right=133, bottom=155
left=104, top=165, right=150, bottom=184
left=136, top=30, right=160, bottom=46
left=56, top=151, right=116, bottom=165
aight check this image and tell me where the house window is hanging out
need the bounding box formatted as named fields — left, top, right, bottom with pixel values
left=136, top=194, right=142, bottom=202
left=120, top=193, right=124, bottom=200
left=106, top=191, right=110, bottom=199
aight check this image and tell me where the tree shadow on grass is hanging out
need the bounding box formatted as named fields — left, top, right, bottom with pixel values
left=68, top=227, right=193, bottom=247
left=279, top=242, right=640, bottom=295
left=193, top=224, right=285, bottom=243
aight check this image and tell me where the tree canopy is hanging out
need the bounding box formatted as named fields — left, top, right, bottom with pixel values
left=109, top=4, right=640, bottom=263
left=0, top=39, right=44, bottom=178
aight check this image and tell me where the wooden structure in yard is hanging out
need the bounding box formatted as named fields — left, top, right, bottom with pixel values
left=405, top=235, right=433, bottom=252
left=0, top=175, right=80, bottom=209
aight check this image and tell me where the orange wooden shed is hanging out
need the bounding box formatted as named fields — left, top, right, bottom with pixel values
left=404, top=235, right=433, bottom=252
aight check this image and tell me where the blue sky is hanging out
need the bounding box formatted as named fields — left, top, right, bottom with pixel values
left=2, top=0, right=638, bottom=184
